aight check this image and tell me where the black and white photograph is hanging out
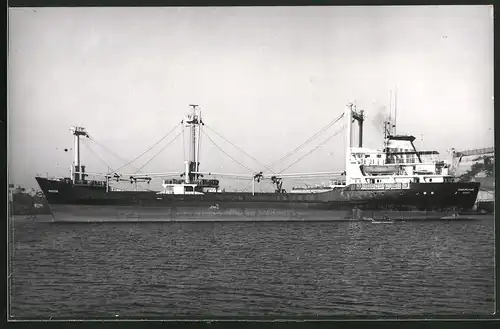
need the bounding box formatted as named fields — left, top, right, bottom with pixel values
left=7, top=5, right=494, bottom=319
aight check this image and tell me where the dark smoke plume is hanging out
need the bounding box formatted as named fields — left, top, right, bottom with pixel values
left=371, top=104, right=390, bottom=134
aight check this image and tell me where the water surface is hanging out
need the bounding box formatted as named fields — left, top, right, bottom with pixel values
left=9, top=214, right=494, bottom=318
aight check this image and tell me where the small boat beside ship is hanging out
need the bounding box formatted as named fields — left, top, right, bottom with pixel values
left=35, top=102, right=480, bottom=221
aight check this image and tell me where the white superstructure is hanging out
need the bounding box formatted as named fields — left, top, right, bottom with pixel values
left=291, top=102, right=455, bottom=194
left=343, top=103, right=454, bottom=186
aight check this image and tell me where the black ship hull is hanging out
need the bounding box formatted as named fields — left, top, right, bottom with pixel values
left=36, top=177, right=480, bottom=221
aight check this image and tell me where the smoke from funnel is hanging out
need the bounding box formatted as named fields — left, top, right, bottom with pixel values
left=371, top=105, right=390, bottom=134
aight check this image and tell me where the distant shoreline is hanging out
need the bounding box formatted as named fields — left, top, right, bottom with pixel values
left=9, top=191, right=52, bottom=216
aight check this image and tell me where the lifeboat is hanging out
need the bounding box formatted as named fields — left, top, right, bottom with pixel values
left=360, top=165, right=399, bottom=176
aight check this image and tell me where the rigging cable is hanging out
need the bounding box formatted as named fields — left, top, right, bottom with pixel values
left=269, top=112, right=345, bottom=170
left=86, top=134, right=141, bottom=173
left=201, top=129, right=255, bottom=174
left=203, top=124, right=276, bottom=174
left=240, top=180, right=253, bottom=192
left=81, top=139, right=115, bottom=173
left=206, top=174, right=257, bottom=181
left=278, top=124, right=347, bottom=174
left=133, top=129, right=184, bottom=174
left=111, top=122, right=182, bottom=174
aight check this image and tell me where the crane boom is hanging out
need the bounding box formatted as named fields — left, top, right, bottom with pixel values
left=450, top=147, right=494, bottom=176
left=453, top=147, right=494, bottom=158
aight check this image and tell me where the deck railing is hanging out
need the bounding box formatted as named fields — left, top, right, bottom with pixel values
left=349, top=182, right=411, bottom=190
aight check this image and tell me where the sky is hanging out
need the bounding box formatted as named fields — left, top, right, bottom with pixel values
left=8, top=6, right=494, bottom=190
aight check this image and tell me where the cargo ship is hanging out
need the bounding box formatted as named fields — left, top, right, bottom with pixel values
left=35, top=103, right=480, bottom=221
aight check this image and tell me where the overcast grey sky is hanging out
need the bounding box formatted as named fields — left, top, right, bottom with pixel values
left=8, top=6, right=494, bottom=189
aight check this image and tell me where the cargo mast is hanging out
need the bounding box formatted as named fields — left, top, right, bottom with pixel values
left=345, top=103, right=364, bottom=185
left=70, top=126, right=89, bottom=183
left=183, top=105, right=204, bottom=183
left=345, top=103, right=353, bottom=185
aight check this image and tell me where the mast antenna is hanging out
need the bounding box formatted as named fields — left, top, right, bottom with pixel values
left=389, top=90, right=392, bottom=128
left=394, top=86, right=398, bottom=135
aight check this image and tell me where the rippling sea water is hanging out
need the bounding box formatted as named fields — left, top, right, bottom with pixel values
left=9, top=215, right=494, bottom=318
